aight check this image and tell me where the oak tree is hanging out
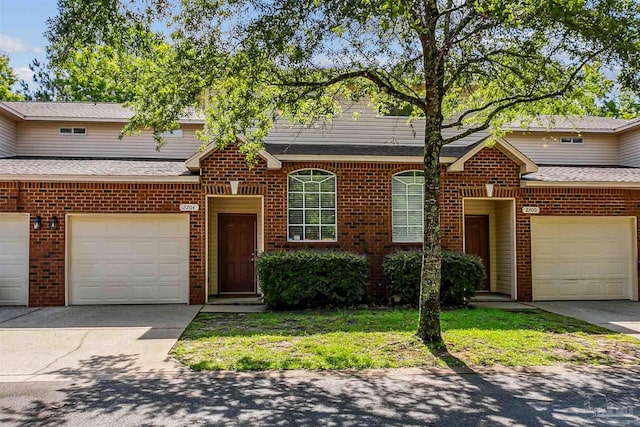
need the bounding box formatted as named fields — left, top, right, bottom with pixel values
left=47, top=0, right=639, bottom=344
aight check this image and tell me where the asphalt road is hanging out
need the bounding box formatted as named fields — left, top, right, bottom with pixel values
left=1, top=368, right=639, bottom=426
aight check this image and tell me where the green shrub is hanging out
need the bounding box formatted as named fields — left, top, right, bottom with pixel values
left=382, top=250, right=485, bottom=307
left=257, top=250, right=368, bottom=309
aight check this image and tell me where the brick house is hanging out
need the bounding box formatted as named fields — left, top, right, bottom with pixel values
left=1, top=101, right=639, bottom=306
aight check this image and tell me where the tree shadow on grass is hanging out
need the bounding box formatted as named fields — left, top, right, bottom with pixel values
left=184, top=309, right=619, bottom=340
left=2, top=353, right=640, bottom=426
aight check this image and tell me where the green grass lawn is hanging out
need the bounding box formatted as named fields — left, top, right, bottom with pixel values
left=171, top=308, right=640, bottom=371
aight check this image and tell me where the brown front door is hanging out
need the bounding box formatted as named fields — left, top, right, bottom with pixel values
left=464, top=215, right=491, bottom=291
left=218, top=213, right=257, bottom=294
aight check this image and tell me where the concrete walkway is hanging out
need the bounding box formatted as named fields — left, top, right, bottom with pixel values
left=0, top=305, right=201, bottom=382
left=532, top=301, right=640, bottom=339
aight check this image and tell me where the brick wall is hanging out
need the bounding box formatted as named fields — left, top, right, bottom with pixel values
left=201, top=145, right=640, bottom=302
left=3, top=143, right=640, bottom=306
left=200, top=147, right=425, bottom=297
left=2, top=181, right=204, bottom=306
left=515, top=187, right=640, bottom=301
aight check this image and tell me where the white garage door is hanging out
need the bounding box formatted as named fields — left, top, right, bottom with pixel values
left=531, top=216, right=636, bottom=301
left=69, top=214, right=189, bottom=305
left=0, top=214, right=29, bottom=306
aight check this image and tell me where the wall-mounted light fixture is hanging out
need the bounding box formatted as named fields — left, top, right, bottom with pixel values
left=49, top=216, right=59, bottom=230
left=33, top=216, right=42, bottom=230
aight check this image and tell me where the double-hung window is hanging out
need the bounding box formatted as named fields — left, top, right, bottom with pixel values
left=288, top=169, right=337, bottom=241
left=392, top=171, right=424, bottom=242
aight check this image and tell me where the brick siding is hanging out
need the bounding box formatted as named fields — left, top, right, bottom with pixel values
left=3, top=144, right=639, bottom=306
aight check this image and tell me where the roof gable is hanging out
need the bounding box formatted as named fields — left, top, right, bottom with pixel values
left=186, top=137, right=282, bottom=172
left=447, top=138, right=538, bottom=174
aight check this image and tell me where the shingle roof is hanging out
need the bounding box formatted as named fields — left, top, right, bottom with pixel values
left=0, top=157, right=193, bottom=177
left=265, top=140, right=483, bottom=158
left=0, top=101, right=205, bottom=123
left=509, top=115, right=637, bottom=132
left=523, top=166, right=640, bottom=182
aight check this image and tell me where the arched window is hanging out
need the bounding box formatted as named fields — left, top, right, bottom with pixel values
left=287, top=169, right=337, bottom=241
left=392, top=171, right=424, bottom=242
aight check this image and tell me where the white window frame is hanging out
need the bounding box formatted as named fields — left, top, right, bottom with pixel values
left=392, top=170, right=425, bottom=243
left=287, top=169, right=337, bottom=242
left=158, top=129, right=184, bottom=138
left=560, top=137, right=584, bottom=144
left=59, top=127, right=87, bottom=136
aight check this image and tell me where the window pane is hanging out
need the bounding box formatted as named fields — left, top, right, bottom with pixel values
left=407, top=227, right=422, bottom=242
left=320, top=178, right=335, bottom=192
left=288, top=178, right=303, bottom=192
left=305, top=181, right=320, bottom=193
left=305, top=226, right=320, bottom=241
left=407, top=212, right=423, bottom=226
left=392, top=179, right=405, bottom=193
left=289, top=210, right=303, bottom=225
left=289, top=226, right=303, bottom=241
left=393, top=227, right=407, bottom=242
left=321, top=210, right=335, bottom=225
left=392, top=195, right=407, bottom=210
left=320, top=194, right=335, bottom=208
left=407, top=195, right=422, bottom=210
left=392, top=212, right=407, bottom=227
left=305, top=193, right=320, bottom=208
left=288, top=192, right=303, bottom=208
left=321, top=226, right=336, bottom=240
left=306, top=210, right=320, bottom=224
left=408, top=183, right=422, bottom=195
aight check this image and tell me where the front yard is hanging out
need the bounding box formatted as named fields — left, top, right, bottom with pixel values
left=172, top=308, right=640, bottom=371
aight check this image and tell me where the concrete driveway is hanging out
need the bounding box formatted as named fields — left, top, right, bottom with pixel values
left=0, top=305, right=201, bottom=382
left=532, top=301, right=640, bottom=339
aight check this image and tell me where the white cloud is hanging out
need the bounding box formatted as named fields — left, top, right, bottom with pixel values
left=0, top=34, right=41, bottom=54
left=13, top=67, right=34, bottom=83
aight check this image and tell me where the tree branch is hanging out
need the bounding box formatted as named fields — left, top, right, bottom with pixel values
left=277, top=69, right=425, bottom=109
left=442, top=52, right=603, bottom=143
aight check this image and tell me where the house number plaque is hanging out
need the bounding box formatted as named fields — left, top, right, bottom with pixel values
left=522, top=206, right=540, bottom=214
left=179, top=204, right=200, bottom=212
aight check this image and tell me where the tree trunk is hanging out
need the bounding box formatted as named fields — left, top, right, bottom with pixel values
left=415, top=121, right=444, bottom=346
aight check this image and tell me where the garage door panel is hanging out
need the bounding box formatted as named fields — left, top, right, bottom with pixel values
left=532, top=217, right=634, bottom=301
left=69, top=215, right=189, bottom=305
left=132, top=263, right=156, bottom=278
left=0, top=214, right=29, bottom=306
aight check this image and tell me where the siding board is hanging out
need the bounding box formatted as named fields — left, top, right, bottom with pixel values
left=15, top=121, right=203, bottom=159
left=495, top=201, right=514, bottom=295
left=0, top=114, right=17, bottom=157
left=619, top=129, right=640, bottom=167
left=506, top=132, right=619, bottom=166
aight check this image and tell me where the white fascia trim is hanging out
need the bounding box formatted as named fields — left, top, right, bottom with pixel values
left=258, top=149, right=283, bottom=169
left=447, top=138, right=538, bottom=174
left=521, top=180, right=640, bottom=188
left=0, top=175, right=200, bottom=183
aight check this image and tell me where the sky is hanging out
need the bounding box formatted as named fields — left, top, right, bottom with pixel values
left=0, top=0, right=58, bottom=85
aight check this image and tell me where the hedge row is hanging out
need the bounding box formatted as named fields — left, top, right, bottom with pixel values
left=256, top=250, right=368, bottom=309
left=382, top=250, right=485, bottom=307
left=256, top=249, right=486, bottom=308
